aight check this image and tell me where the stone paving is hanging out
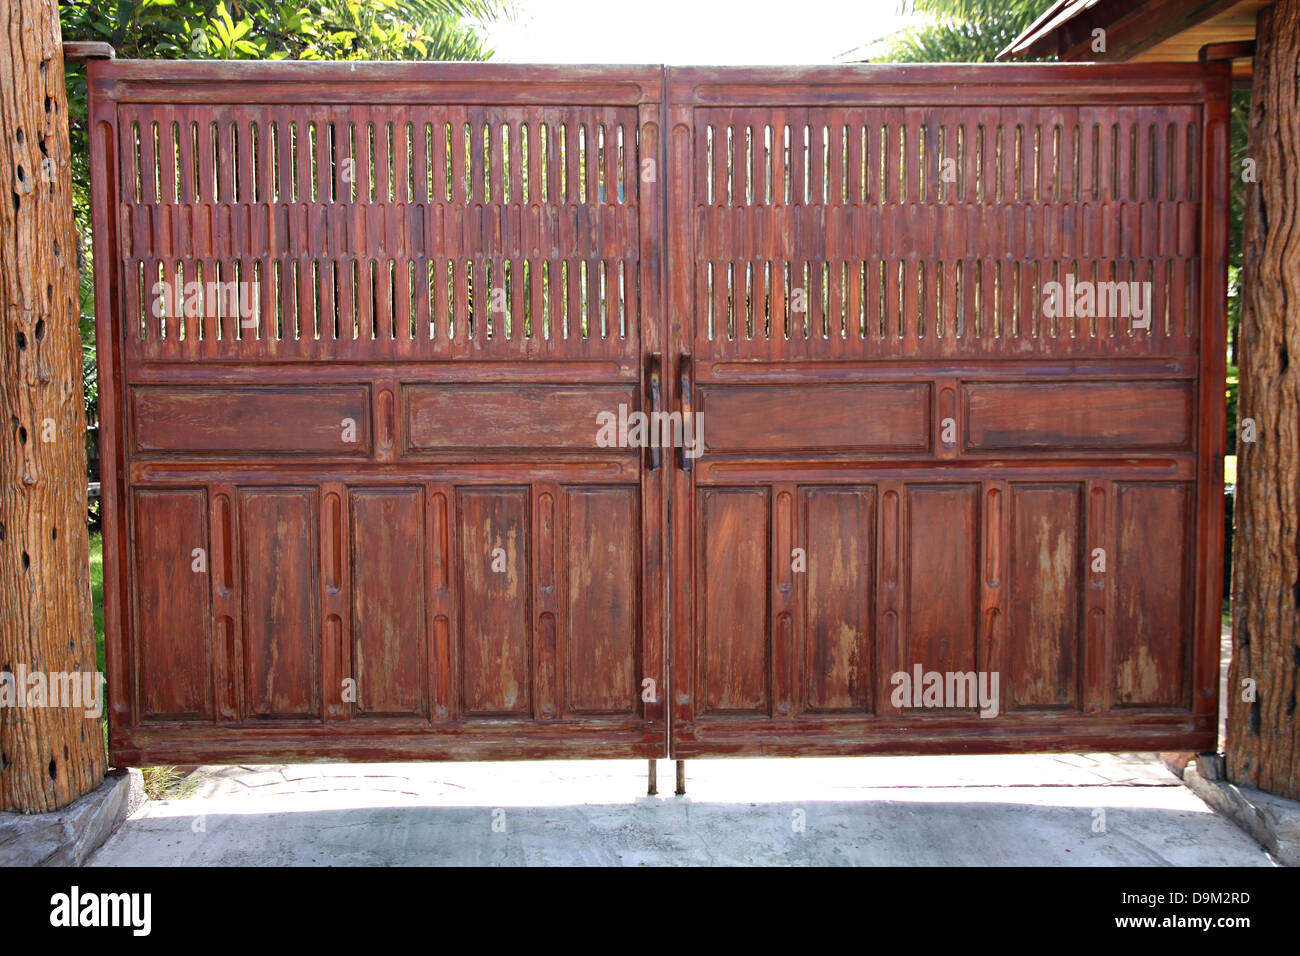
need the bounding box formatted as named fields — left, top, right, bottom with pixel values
left=88, top=752, right=1279, bottom=866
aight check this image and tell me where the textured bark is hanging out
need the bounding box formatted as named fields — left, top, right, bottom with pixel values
left=0, top=0, right=106, bottom=811
left=1227, top=0, right=1300, bottom=801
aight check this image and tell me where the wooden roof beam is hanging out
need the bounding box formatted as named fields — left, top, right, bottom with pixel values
left=1002, top=0, right=1243, bottom=61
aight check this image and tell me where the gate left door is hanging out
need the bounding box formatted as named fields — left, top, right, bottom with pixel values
left=88, top=62, right=667, bottom=764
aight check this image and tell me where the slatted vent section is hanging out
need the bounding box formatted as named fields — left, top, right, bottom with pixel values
left=116, top=105, right=642, bottom=361
left=693, top=106, right=1202, bottom=359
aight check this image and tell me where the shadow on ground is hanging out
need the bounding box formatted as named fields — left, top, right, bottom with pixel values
left=88, top=755, right=1277, bottom=867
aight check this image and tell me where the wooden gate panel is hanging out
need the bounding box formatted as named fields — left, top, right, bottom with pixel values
left=92, top=63, right=667, bottom=764
left=562, top=486, right=640, bottom=715
left=674, top=471, right=1210, bottom=755
left=667, top=64, right=1229, bottom=757
left=351, top=487, right=427, bottom=718
left=130, top=386, right=372, bottom=455
left=97, top=67, right=659, bottom=375
left=456, top=486, right=531, bottom=717
left=131, top=488, right=212, bottom=722
left=1003, top=482, right=1084, bottom=713
left=696, top=487, right=771, bottom=716
left=802, top=485, right=875, bottom=715
left=1112, top=481, right=1194, bottom=708
left=685, top=100, right=1206, bottom=362
left=904, top=484, right=981, bottom=685
left=110, top=97, right=644, bottom=364
left=239, top=487, right=320, bottom=720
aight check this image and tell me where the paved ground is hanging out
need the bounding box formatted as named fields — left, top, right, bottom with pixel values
left=88, top=752, right=1277, bottom=866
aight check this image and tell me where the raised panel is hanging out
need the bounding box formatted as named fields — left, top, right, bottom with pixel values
left=457, top=487, right=531, bottom=716
left=1006, top=483, right=1082, bottom=711
left=1113, top=482, right=1192, bottom=708
left=239, top=488, right=320, bottom=719
left=350, top=487, right=426, bottom=717
left=698, top=487, right=770, bottom=714
left=131, top=386, right=371, bottom=454
left=699, top=384, right=930, bottom=453
left=964, top=381, right=1193, bottom=451
left=406, top=385, right=637, bottom=452
left=802, top=486, right=875, bottom=713
left=563, top=486, right=639, bottom=714
left=904, top=485, right=979, bottom=699
left=132, top=489, right=212, bottom=720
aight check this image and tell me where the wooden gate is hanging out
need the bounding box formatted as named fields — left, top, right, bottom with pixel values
left=89, top=61, right=1228, bottom=765
left=89, top=63, right=667, bottom=764
left=666, top=65, right=1229, bottom=757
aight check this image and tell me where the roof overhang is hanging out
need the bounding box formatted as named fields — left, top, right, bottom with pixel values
left=999, top=0, right=1265, bottom=81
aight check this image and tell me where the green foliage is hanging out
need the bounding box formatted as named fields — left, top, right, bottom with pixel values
left=89, top=531, right=104, bottom=675
left=873, top=0, right=1054, bottom=63
left=61, top=0, right=502, bottom=62
left=903, top=0, right=1048, bottom=16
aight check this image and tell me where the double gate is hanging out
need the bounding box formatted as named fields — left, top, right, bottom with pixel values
left=88, top=61, right=1229, bottom=765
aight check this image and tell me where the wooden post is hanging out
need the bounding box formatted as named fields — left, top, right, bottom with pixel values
left=1227, top=0, right=1300, bottom=802
left=0, top=0, right=107, bottom=811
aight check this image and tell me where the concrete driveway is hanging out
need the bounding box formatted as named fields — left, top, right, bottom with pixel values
left=88, top=753, right=1277, bottom=866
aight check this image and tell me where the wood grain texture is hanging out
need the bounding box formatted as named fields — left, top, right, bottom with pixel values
left=1006, top=484, right=1082, bottom=711
left=132, top=489, right=212, bottom=720
left=457, top=487, right=530, bottom=717
left=0, top=0, right=107, bottom=809
left=1113, top=482, right=1192, bottom=708
left=699, top=384, right=929, bottom=453
left=803, top=486, right=874, bottom=713
left=350, top=487, right=426, bottom=717
left=563, top=486, right=638, bottom=714
left=240, top=488, right=319, bottom=719
left=698, top=487, right=770, bottom=715
left=905, top=485, right=980, bottom=689
left=406, top=384, right=636, bottom=452
left=1227, top=0, right=1300, bottom=801
left=131, top=386, right=370, bottom=454
left=964, top=381, right=1193, bottom=451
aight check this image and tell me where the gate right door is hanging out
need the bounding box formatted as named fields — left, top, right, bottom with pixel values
left=666, top=64, right=1230, bottom=757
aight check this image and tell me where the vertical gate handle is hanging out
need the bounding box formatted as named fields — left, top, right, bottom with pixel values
left=678, top=352, right=694, bottom=472
left=646, top=352, right=663, bottom=471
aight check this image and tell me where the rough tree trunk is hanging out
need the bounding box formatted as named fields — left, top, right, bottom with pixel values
left=1227, top=0, right=1300, bottom=801
left=0, top=0, right=106, bottom=811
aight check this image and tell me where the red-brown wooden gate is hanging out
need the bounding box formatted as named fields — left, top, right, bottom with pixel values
left=666, top=65, right=1229, bottom=757
left=89, top=63, right=668, bottom=764
left=89, top=61, right=1228, bottom=766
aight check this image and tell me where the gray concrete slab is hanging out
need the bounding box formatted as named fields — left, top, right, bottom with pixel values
left=87, top=754, right=1277, bottom=866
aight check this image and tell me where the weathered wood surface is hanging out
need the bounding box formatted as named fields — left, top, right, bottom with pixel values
left=92, top=63, right=668, bottom=764
left=1, top=0, right=106, bottom=810
left=666, top=63, right=1228, bottom=759
left=87, top=61, right=1228, bottom=764
left=1228, top=0, right=1300, bottom=802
